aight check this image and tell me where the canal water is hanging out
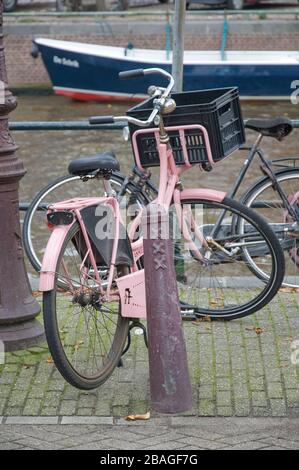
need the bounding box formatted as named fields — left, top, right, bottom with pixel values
left=14, top=94, right=299, bottom=207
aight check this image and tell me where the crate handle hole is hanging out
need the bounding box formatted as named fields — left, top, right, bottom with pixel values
left=219, top=102, right=231, bottom=116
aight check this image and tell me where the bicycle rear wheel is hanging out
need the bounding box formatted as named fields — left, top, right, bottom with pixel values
left=174, top=197, right=284, bottom=320
left=43, top=222, right=129, bottom=390
left=241, top=169, right=299, bottom=288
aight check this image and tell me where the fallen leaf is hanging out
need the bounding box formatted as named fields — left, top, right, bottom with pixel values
left=124, top=411, right=151, bottom=421
left=280, top=287, right=299, bottom=293
left=74, top=340, right=84, bottom=351
left=192, top=315, right=212, bottom=325
left=245, top=327, right=264, bottom=335
left=46, top=356, right=54, bottom=364
left=254, top=327, right=264, bottom=335
left=32, top=291, right=41, bottom=297
left=282, top=336, right=295, bottom=343
left=201, top=315, right=212, bottom=322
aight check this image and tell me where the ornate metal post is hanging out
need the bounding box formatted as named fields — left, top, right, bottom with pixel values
left=142, top=204, right=193, bottom=413
left=0, top=4, right=43, bottom=351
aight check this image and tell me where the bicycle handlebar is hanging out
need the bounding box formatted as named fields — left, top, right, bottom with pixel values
left=89, top=116, right=115, bottom=125
left=89, top=67, right=175, bottom=128
left=119, top=69, right=145, bottom=80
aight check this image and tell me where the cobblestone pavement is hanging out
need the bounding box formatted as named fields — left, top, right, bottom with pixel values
left=0, top=418, right=299, bottom=449
left=0, top=292, right=298, bottom=420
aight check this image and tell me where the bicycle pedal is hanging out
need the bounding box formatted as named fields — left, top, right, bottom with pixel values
left=117, top=358, right=124, bottom=368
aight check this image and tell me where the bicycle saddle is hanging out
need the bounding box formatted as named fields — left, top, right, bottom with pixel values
left=245, top=117, right=293, bottom=141
left=68, top=152, right=120, bottom=176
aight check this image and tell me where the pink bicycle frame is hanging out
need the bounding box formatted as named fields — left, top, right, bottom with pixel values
left=117, top=125, right=226, bottom=318
left=39, top=196, right=121, bottom=300
left=39, top=124, right=226, bottom=320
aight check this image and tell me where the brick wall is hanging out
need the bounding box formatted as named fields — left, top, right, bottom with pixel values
left=5, top=23, right=299, bottom=86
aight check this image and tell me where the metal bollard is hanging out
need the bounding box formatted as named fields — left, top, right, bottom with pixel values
left=142, top=203, right=193, bottom=413
left=0, top=4, right=43, bottom=351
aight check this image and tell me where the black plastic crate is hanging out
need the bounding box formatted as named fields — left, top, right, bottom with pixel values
left=128, top=87, right=245, bottom=168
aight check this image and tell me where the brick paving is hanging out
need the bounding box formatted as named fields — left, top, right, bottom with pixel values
left=0, top=292, right=298, bottom=420
left=0, top=291, right=298, bottom=449
left=2, top=0, right=298, bottom=452
left=0, top=418, right=299, bottom=450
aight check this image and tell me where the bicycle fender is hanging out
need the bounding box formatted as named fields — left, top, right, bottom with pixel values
left=39, top=223, right=75, bottom=292
left=180, top=189, right=226, bottom=202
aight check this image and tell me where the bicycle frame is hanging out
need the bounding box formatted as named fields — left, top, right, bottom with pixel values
left=228, top=136, right=298, bottom=220
left=117, top=124, right=225, bottom=319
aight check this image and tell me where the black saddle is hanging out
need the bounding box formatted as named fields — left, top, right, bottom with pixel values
left=68, top=152, right=120, bottom=176
left=245, top=117, right=293, bottom=141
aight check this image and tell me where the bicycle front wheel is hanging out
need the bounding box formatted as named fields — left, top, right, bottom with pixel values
left=43, top=222, right=129, bottom=390
left=175, top=197, right=285, bottom=320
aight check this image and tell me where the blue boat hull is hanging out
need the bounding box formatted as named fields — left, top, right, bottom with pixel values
left=36, top=41, right=297, bottom=101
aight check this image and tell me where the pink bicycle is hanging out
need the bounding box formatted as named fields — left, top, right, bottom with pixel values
left=39, top=68, right=284, bottom=389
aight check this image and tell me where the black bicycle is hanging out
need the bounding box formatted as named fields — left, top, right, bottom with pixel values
left=23, top=116, right=299, bottom=288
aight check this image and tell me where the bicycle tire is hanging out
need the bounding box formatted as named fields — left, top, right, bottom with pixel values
left=43, top=222, right=130, bottom=390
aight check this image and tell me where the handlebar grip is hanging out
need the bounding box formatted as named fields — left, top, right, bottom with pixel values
left=89, top=116, right=115, bottom=125
left=119, top=69, right=144, bottom=80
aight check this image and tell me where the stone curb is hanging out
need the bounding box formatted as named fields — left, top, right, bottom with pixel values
left=1, top=416, right=298, bottom=426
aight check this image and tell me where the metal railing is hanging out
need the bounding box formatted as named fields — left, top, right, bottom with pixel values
left=9, top=119, right=299, bottom=132
left=10, top=121, right=126, bottom=131
left=4, top=8, right=299, bottom=19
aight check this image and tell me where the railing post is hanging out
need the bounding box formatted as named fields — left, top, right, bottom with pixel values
left=0, top=4, right=43, bottom=351
left=142, top=204, right=193, bottom=413
left=172, top=0, right=186, bottom=93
